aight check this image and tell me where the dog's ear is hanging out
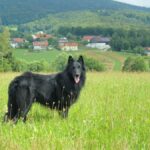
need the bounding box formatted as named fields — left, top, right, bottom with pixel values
left=68, top=56, right=74, bottom=64
left=78, top=55, right=85, bottom=70
left=78, top=55, right=84, bottom=65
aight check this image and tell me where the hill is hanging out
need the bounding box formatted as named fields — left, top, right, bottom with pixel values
left=0, top=0, right=150, bottom=25
left=19, top=10, right=150, bottom=33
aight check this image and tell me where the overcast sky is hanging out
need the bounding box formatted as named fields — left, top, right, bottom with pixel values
left=114, top=0, right=150, bottom=7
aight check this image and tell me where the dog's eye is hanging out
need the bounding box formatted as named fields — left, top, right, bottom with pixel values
left=78, top=65, right=80, bottom=69
left=73, top=66, right=75, bottom=69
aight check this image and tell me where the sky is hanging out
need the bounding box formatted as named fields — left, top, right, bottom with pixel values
left=114, top=0, right=150, bottom=8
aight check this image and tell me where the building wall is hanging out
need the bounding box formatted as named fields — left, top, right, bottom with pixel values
left=62, top=46, right=78, bottom=51
left=33, top=46, right=47, bottom=50
left=86, top=43, right=110, bottom=50
left=10, top=43, right=19, bottom=48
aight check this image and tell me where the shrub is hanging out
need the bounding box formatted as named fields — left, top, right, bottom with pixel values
left=27, top=60, right=50, bottom=72
left=51, top=53, right=68, bottom=71
left=0, top=58, right=12, bottom=72
left=122, top=57, right=148, bottom=72
left=84, top=56, right=105, bottom=71
left=12, top=59, right=28, bottom=72
left=51, top=53, right=105, bottom=72
left=28, top=61, right=44, bottom=72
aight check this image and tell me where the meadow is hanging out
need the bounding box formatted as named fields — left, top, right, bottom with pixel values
left=0, top=72, right=150, bottom=150
left=13, top=49, right=133, bottom=71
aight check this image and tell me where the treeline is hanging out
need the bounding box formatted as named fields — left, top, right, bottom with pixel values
left=110, top=29, right=150, bottom=51
left=58, top=26, right=150, bottom=52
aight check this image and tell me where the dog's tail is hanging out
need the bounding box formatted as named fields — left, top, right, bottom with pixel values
left=3, top=79, right=18, bottom=122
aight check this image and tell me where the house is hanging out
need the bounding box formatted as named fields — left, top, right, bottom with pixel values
left=82, top=36, right=94, bottom=42
left=10, top=38, right=26, bottom=48
left=32, top=32, right=53, bottom=40
left=60, top=42, right=78, bottom=51
left=86, top=36, right=111, bottom=50
left=58, top=37, right=68, bottom=46
left=144, top=47, right=150, bottom=56
left=91, top=36, right=110, bottom=44
left=33, top=41, right=49, bottom=50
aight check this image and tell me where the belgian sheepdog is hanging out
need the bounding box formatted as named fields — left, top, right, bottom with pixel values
left=4, top=56, right=86, bottom=123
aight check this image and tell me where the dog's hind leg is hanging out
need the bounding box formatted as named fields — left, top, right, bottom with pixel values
left=5, top=83, right=18, bottom=122
left=19, top=88, right=35, bottom=123
left=12, top=86, right=31, bottom=123
left=21, top=98, right=34, bottom=123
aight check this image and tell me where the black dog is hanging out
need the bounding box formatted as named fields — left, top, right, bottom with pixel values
left=4, top=56, right=86, bottom=123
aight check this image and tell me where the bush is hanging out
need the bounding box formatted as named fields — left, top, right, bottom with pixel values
left=51, top=53, right=105, bottom=72
left=12, top=59, right=28, bottom=72
left=0, top=51, right=106, bottom=72
left=51, top=53, right=68, bottom=71
left=84, top=56, right=105, bottom=71
left=122, top=57, right=148, bottom=72
left=0, top=58, right=12, bottom=72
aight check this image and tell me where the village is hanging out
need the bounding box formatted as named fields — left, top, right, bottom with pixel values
left=10, top=31, right=111, bottom=51
left=10, top=31, right=150, bottom=56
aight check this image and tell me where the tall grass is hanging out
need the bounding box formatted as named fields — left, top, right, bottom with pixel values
left=0, top=72, right=150, bottom=150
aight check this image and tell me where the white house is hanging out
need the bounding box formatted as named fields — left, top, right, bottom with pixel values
left=82, top=36, right=94, bottom=42
left=86, top=36, right=111, bottom=50
left=60, top=42, right=78, bottom=51
left=10, top=38, right=26, bottom=48
left=33, top=41, right=49, bottom=50
left=58, top=37, right=68, bottom=46
left=32, top=32, right=53, bottom=40
left=86, top=43, right=110, bottom=50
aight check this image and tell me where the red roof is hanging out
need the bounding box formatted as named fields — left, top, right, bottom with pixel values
left=82, top=36, right=94, bottom=41
left=145, top=47, right=150, bottom=51
left=13, top=38, right=25, bottom=43
left=63, top=42, right=78, bottom=47
left=34, top=33, right=53, bottom=39
left=33, top=41, right=49, bottom=47
left=44, top=34, right=53, bottom=39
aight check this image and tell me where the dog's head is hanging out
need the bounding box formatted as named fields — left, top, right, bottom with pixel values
left=67, top=55, right=85, bottom=84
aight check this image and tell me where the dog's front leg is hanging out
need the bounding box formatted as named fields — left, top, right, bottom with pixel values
left=59, top=108, right=69, bottom=118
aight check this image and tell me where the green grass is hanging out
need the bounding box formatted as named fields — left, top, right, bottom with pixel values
left=0, top=72, right=150, bottom=149
left=13, top=49, right=132, bottom=71
left=13, top=49, right=61, bottom=63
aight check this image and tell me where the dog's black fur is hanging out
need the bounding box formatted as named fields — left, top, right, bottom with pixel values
left=4, top=56, right=86, bottom=123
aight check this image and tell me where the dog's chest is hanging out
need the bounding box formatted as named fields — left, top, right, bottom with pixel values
left=62, top=86, right=79, bottom=100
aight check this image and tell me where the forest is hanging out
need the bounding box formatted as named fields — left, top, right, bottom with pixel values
left=0, top=0, right=149, bottom=25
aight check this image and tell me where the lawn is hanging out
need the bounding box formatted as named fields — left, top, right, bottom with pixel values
left=0, top=72, right=150, bottom=149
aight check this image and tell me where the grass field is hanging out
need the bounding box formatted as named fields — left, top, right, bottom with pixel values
left=0, top=72, right=150, bottom=150
left=13, top=49, right=133, bottom=71
left=13, top=49, right=61, bottom=63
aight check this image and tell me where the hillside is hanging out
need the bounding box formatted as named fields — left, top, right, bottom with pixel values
left=0, top=0, right=150, bottom=25
left=19, top=10, right=150, bottom=33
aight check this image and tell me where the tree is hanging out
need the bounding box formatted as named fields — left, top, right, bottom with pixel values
left=48, top=38, right=58, bottom=48
left=0, top=27, right=11, bottom=55
left=0, top=27, right=14, bottom=71
left=133, top=46, right=144, bottom=54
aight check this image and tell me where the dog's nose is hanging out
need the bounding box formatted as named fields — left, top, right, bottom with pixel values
left=75, top=74, right=80, bottom=78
